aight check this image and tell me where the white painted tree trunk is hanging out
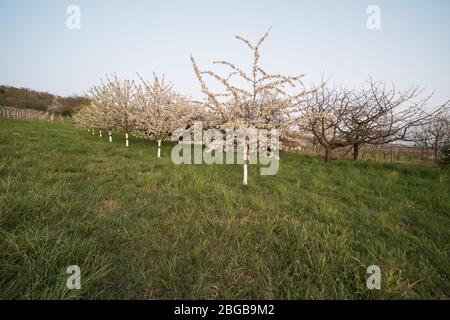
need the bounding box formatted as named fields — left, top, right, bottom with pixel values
left=109, top=131, right=112, bottom=143
left=243, top=142, right=248, bottom=186
left=99, top=130, right=102, bottom=138
left=157, top=140, right=161, bottom=158
left=92, top=129, right=95, bottom=136
left=125, top=133, right=129, bottom=147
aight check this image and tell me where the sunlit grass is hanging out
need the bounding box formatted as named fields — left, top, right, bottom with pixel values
left=0, top=118, right=449, bottom=299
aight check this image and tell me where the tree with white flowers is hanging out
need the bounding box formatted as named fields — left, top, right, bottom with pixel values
left=85, top=83, right=116, bottom=142
left=92, top=75, right=136, bottom=147
left=191, top=30, right=308, bottom=185
left=133, top=73, right=201, bottom=158
left=73, top=102, right=105, bottom=136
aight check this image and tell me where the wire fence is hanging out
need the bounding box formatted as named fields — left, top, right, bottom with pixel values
left=0, top=106, right=64, bottom=122
left=286, top=142, right=436, bottom=164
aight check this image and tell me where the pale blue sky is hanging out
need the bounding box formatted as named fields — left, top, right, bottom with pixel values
left=0, top=0, right=449, bottom=105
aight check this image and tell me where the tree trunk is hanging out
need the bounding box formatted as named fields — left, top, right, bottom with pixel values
left=243, top=142, right=248, bottom=186
left=108, top=131, right=112, bottom=143
left=157, top=140, right=162, bottom=158
left=353, top=144, right=360, bottom=160
left=99, top=130, right=102, bottom=138
left=125, top=133, right=129, bottom=147
left=325, top=148, right=332, bottom=163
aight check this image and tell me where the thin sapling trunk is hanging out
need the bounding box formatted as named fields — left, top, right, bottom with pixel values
left=157, top=140, right=162, bottom=158
left=243, top=142, right=248, bottom=186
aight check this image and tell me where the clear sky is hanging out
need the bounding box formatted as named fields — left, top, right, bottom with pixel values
left=0, top=0, right=449, bottom=105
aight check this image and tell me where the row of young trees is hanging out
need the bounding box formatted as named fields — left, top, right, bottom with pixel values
left=74, top=30, right=450, bottom=187
left=73, top=73, right=201, bottom=157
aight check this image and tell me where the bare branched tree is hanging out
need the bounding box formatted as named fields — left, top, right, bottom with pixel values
left=413, top=113, right=450, bottom=160
left=302, top=78, right=449, bottom=162
left=299, top=85, right=353, bottom=162
left=344, top=79, right=449, bottom=160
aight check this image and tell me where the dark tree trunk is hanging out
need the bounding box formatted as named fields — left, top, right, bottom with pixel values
left=325, top=148, right=332, bottom=163
left=353, top=144, right=360, bottom=160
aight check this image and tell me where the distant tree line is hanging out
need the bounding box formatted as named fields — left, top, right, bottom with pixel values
left=0, top=85, right=89, bottom=116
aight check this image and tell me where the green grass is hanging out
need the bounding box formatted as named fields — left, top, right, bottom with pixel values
left=0, top=118, right=449, bottom=299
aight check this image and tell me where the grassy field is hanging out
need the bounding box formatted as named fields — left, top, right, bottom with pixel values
left=0, top=118, right=449, bottom=299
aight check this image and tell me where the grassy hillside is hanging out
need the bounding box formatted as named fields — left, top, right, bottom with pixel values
left=0, top=86, right=88, bottom=115
left=0, top=118, right=449, bottom=299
